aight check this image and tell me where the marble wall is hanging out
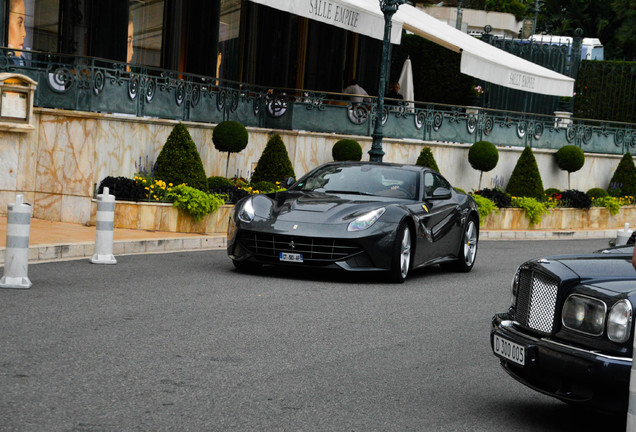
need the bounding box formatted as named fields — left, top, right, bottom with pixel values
left=0, top=108, right=630, bottom=225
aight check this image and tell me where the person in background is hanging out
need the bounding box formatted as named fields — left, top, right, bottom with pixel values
left=386, top=82, right=403, bottom=106
left=126, top=19, right=134, bottom=70
left=8, top=0, right=26, bottom=65
left=343, top=79, right=370, bottom=104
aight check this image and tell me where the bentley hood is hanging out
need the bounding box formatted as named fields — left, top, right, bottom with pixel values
left=533, top=253, right=636, bottom=294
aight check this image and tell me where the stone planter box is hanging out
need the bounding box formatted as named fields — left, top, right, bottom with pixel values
left=90, top=201, right=634, bottom=235
left=481, top=206, right=636, bottom=231
left=90, top=201, right=232, bottom=234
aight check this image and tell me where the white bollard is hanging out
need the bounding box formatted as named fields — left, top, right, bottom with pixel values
left=0, top=194, right=32, bottom=289
left=617, top=223, right=633, bottom=246
left=90, top=187, right=117, bottom=264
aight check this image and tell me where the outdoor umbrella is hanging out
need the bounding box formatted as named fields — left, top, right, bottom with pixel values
left=398, top=57, right=414, bottom=108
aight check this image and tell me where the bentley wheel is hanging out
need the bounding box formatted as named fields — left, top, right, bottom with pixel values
left=454, top=218, right=478, bottom=272
left=389, top=222, right=412, bottom=283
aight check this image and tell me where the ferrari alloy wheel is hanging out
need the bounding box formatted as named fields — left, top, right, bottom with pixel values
left=455, top=218, right=478, bottom=272
left=390, top=222, right=412, bottom=283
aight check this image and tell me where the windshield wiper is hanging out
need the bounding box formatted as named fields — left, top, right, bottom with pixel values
left=322, top=190, right=375, bottom=196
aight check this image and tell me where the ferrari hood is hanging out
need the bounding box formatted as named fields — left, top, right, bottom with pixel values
left=253, top=191, right=396, bottom=224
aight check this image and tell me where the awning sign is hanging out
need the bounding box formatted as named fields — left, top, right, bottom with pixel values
left=249, top=0, right=403, bottom=44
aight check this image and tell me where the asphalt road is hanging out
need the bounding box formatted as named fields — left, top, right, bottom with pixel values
left=0, top=238, right=628, bottom=431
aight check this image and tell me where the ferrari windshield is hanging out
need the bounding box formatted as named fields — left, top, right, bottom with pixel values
left=293, top=164, right=420, bottom=200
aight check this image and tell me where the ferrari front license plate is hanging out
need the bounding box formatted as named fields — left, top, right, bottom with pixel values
left=493, top=335, right=525, bottom=366
left=280, top=252, right=303, bottom=263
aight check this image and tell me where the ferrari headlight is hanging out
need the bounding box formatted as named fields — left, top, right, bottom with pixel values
left=237, top=197, right=255, bottom=223
left=562, top=294, right=606, bottom=336
left=347, top=208, right=386, bottom=232
left=607, top=300, right=632, bottom=343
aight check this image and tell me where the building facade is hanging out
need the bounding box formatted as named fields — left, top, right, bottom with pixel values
left=2, top=0, right=384, bottom=96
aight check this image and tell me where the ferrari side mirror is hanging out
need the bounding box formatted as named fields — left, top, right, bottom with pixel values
left=285, top=177, right=295, bottom=187
left=431, top=187, right=451, bottom=199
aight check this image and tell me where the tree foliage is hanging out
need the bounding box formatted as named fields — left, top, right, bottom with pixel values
left=332, top=139, right=362, bottom=161
left=609, top=152, right=636, bottom=196
left=415, top=147, right=440, bottom=172
left=154, top=123, right=208, bottom=191
left=505, top=146, right=544, bottom=199
left=251, top=134, right=296, bottom=183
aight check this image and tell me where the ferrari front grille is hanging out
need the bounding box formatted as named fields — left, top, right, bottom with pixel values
left=238, top=232, right=362, bottom=263
left=514, top=269, right=559, bottom=334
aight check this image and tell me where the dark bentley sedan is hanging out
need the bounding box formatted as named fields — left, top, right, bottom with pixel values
left=490, top=242, right=636, bottom=412
left=227, top=161, right=479, bottom=282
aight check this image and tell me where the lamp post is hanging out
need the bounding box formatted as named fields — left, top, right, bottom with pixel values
left=456, top=0, right=463, bottom=30
left=369, top=0, right=407, bottom=162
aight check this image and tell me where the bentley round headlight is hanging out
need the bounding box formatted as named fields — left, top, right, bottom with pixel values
left=347, top=207, right=386, bottom=232
left=562, top=294, right=606, bottom=336
left=607, top=300, right=632, bottom=343
left=237, top=197, right=255, bottom=223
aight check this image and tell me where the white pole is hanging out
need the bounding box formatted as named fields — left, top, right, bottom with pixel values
left=0, top=194, right=33, bottom=289
left=90, top=187, right=117, bottom=264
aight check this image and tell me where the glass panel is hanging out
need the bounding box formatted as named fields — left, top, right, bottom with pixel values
left=7, top=0, right=60, bottom=62
left=218, top=0, right=241, bottom=81
left=129, top=0, right=163, bottom=67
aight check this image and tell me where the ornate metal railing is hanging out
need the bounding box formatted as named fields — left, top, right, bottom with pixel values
left=1, top=49, right=634, bottom=155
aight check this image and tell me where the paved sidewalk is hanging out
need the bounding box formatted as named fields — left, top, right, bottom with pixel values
left=0, top=216, right=619, bottom=265
left=0, top=217, right=226, bottom=264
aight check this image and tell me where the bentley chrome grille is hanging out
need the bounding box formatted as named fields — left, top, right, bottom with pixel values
left=514, top=269, right=559, bottom=334
left=238, top=232, right=362, bottom=263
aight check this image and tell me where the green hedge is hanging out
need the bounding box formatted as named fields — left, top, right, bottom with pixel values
left=575, top=60, right=636, bottom=122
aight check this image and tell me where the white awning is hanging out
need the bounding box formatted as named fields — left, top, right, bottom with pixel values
left=393, top=4, right=575, bottom=97
left=248, top=0, right=403, bottom=44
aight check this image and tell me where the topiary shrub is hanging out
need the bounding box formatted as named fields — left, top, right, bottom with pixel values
left=332, top=139, right=362, bottom=161
left=560, top=189, right=592, bottom=209
left=98, top=176, right=146, bottom=201
left=586, top=187, right=608, bottom=199
left=252, top=180, right=277, bottom=193
left=415, top=147, right=440, bottom=172
left=468, top=141, right=498, bottom=190
left=608, top=152, right=636, bottom=197
left=555, top=145, right=585, bottom=189
left=154, top=123, right=208, bottom=191
left=207, top=176, right=234, bottom=191
left=475, top=188, right=511, bottom=208
left=505, top=146, right=544, bottom=199
left=212, top=121, right=249, bottom=177
left=251, top=134, right=296, bottom=183
left=544, top=188, right=561, bottom=199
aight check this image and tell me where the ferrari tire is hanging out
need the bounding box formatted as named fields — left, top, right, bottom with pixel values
left=389, top=222, right=412, bottom=283
left=453, top=217, right=478, bottom=272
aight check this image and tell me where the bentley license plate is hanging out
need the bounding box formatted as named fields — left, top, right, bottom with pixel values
left=280, top=252, right=303, bottom=263
left=493, top=335, right=525, bottom=366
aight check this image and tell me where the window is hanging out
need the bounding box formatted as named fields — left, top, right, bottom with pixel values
left=129, top=0, right=163, bottom=67
left=6, top=0, right=60, bottom=61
